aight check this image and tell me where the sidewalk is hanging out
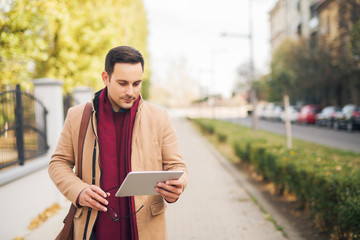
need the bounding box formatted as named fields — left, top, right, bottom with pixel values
left=24, top=117, right=300, bottom=239
left=165, top=117, right=289, bottom=240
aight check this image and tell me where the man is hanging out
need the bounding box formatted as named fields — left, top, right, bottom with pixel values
left=49, top=46, right=188, bottom=240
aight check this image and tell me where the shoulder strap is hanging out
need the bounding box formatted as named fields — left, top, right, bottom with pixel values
left=57, top=102, right=92, bottom=240
left=77, top=102, right=92, bottom=179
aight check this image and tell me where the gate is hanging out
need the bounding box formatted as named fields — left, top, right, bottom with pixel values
left=0, top=85, right=49, bottom=169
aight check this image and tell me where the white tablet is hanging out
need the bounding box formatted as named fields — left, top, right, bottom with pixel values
left=115, top=171, right=184, bottom=197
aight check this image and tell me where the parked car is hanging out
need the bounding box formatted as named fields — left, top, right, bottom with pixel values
left=281, top=106, right=299, bottom=123
left=270, top=105, right=284, bottom=121
left=316, top=106, right=341, bottom=127
left=256, top=104, right=267, bottom=120
left=263, top=103, right=275, bottom=120
left=333, top=104, right=360, bottom=131
left=297, top=105, right=323, bottom=124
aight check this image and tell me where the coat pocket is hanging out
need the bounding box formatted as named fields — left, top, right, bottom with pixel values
left=150, top=200, right=166, bottom=216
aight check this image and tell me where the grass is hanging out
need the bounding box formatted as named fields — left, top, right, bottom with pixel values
left=192, top=118, right=360, bottom=171
left=249, top=195, right=287, bottom=237
left=191, top=117, right=360, bottom=239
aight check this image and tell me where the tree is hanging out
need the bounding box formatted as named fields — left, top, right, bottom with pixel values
left=251, top=74, right=270, bottom=102
left=1, top=0, right=150, bottom=98
left=0, top=0, right=49, bottom=89
left=233, top=61, right=262, bottom=102
left=350, top=20, right=360, bottom=59
left=269, top=39, right=297, bottom=102
left=264, top=0, right=360, bottom=108
left=267, top=35, right=357, bottom=106
left=269, top=39, right=298, bottom=149
left=330, top=0, right=360, bottom=105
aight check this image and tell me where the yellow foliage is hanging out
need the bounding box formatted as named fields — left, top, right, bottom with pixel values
left=1, top=0, right=150, bottom=97
left=27, top=203, right=61, bottom=230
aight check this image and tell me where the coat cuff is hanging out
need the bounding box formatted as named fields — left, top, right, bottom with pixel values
left=69, top=182, right=90, bottom=206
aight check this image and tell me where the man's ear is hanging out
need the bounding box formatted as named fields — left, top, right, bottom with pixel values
left=101, top=71, right=109, bottom=86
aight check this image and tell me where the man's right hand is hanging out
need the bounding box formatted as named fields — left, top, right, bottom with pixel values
left=78, top=185, right=109, bottom=212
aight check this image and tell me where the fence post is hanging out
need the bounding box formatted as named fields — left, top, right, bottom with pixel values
left=15, top=84, right=25, bottom=165
left=32, top=79, right=64, bottom=156
left=73, top=86, right=93, bottom=105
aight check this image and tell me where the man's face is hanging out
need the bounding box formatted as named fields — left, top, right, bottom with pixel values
left=102, top=62, right=143, bottom=111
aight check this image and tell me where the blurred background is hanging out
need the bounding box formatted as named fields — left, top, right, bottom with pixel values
left=1, top=0, right=360, bottom=239
left=1, top=0, right=359, bottom=118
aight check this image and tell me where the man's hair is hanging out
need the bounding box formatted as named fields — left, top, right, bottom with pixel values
left=105, top=46, right=144, bottom=78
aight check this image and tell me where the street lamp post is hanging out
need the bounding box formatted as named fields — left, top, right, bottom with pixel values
left=248, top=0, right=258, bottom=135
left=221, top=0, right=258, bottom=134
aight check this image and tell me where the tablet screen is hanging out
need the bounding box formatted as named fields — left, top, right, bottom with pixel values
left=115, top=171, right=184, bottom=197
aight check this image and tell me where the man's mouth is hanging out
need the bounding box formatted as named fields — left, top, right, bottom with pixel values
left=123, top=98, right=133, bottom=103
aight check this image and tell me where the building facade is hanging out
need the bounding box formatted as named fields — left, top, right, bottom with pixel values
left=269, top=0, right=360, bottom=105
left=269, top=0, right=319, bottom=54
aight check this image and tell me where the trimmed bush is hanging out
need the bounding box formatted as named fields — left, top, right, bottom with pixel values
left=216, top=132, right=227, bottom=142
left=192, top=118, right=360, bottom=240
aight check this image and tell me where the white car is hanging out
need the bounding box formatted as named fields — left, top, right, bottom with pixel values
left=281, top=106, right=299, bottom=123
left=271, top=105, right=284, bottom=121
left=263, top=103, right=275, bottom=120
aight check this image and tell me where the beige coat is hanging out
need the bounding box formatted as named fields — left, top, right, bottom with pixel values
left=49, top=97, right=188, bottom=240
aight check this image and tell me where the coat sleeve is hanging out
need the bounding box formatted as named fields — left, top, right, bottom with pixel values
left=161, top=111, right=188, bottom=190
left=48, top=106, right=89, bottom=206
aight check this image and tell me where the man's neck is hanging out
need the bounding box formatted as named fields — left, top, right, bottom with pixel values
left=112, top=107, right=128, bottom=113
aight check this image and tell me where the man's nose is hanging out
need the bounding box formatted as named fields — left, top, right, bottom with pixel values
left=125, top=86, right=134, bottom=96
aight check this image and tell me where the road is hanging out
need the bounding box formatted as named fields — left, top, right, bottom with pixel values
left=222, top=117, right=360, bottom=153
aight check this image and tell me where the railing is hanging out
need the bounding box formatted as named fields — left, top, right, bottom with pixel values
left=63, top=92, right=81, bottom=119
left=0, top=85, right=49, bottom=169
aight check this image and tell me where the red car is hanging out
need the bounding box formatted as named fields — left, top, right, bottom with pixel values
left=297, top=105, right=323, bottom=124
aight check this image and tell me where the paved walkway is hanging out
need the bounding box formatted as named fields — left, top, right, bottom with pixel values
left=25, top=117, right=295, bottom=240
left=166, top=118, right=286, bottom=240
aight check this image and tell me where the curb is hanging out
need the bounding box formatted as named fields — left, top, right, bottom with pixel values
left=196, top=128, right=305, bottom=240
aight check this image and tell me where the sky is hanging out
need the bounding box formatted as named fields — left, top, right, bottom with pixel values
left=143, top=0, right=277, bottom=100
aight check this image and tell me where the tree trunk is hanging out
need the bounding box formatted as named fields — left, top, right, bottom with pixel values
left=283, top=94, right=292, bottom=149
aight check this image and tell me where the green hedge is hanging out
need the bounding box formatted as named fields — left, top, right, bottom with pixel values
left=192, top=118, right=360, bottom=240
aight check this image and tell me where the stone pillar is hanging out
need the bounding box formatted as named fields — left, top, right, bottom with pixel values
left=33, top=78, right=64, bottom=156
left=73, top=86, right=93, bottom=105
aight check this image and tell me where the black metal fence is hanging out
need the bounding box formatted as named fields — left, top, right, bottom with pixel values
left=63, top=92, right=73, bottom=119
left=0, top=85, right=48, bottom=170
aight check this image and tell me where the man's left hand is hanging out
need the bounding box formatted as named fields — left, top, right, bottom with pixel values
left=155, top=179, right=184, bottom=203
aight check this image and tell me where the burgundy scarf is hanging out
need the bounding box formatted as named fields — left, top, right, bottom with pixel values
left=96, top=87, right=139, bottom=239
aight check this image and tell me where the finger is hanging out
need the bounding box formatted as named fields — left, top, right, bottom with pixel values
left=156, top=189, right=178, bottom=203
left=88, top=197, right=107, bottom=212
left=164, top=179, right=182, bottom=187
left=87, top=192, right=108, bottom=208
left=156, top=180, right=184, bottom=203
left=157, top=182, right=182, bottom=195
left=162, top=180, right=184, bottom=193
left=79, top=186, right=108, bottom=210
left=90, top=185, right=108, bottom=198
left=79, top=187, right=93, bottom=207
left=88, top=186, right=108, bottom=206
left=157, top=184, right=177, bottom=194
left=155, top=186, right=179, bottom=201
